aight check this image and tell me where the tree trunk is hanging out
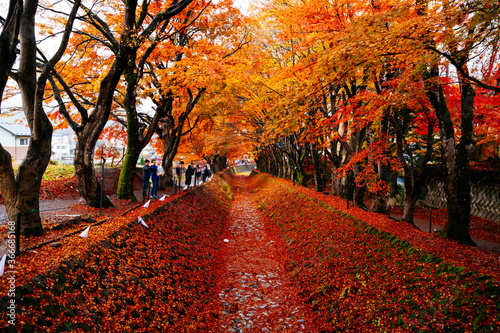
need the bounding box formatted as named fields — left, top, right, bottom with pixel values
left=74, top=138, right=114, bottom=208
left=353, top=184, right=366, bottom=208
left=352, top=164, right=366, bottom=208
left=441, top=80, right=475, bottom=245
left=389, top=173, right=399, bottom=198
left=283, top=157, right=289, bottom=179
left=160, top=134, right=178, bottom=188
left=294, top=169, right=305, bottom=186
left=269, top=147, right=278, bottom=176
left=390, top=111, right=434, bottom=225
left=374, top=118, right=389, bottom=213
left=155, top=89, right=204, bottom=189
left=349, top=128, right=367, bottom=208
left=73, top=54, right=132, bottom=207
left=345, top=171, right=354, bottom=201
left=1, top=0, right=82, bottom=235
left=0, top=0, right=22, bottom=110
left=116, top=52, right=162, bottom=201
left=309, top=143, right=324, bottom=192
left=210, top=154, right=227, bottom=173
left=326, top=140, right=344, bottom=196
left=425, top=70, right=475, bottom=246
left=401, top=167, right=416, bottom=224
left=331, top=176, right=342, bottom=196
left=116, top=147, right=141, bottom=201
left=276, top=152, right=284, bottom=178
left=402, top=192, right=418, bottom=223
left=116, top=58, right=142, bottom=201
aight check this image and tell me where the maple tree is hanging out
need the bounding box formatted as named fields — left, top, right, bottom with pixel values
left=46, top=0, right=194, bottom=207
left=389, top=0, right=500, bottom=240
left=0, top=0, right=81, bottom=235
left=142, top=0, right=249, bottom=189
left=1, top=0, right=498, bottom=246
left=113, top=1, right=199, bottom=201
left=241, top=0, right=500, bottom=245
left=0, top=0, right=20, bottom=111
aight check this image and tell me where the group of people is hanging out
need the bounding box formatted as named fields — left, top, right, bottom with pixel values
left=142, top=159, right=163, bottom=200
left=183, top=162, right=211, bottom=188
left=143, top=158, right=212, bottom=201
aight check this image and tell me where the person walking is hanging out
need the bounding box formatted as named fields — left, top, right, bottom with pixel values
left=142, top=159, right=152, bottom=202
left=185, top=162, right=195, bottom=188
left=206, top=163, right=212, bottom=180
left=174, top=160, right=185, bottom=188
left=194, top=164, right=201, bottom=186
left=150, top=159, right=160, bottom=198
left=201, top=164, right=209, bottom=183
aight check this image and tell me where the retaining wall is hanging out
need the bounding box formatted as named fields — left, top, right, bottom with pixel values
left=424, top=179, right=500, bottom=223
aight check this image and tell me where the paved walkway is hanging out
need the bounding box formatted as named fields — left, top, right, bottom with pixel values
left=0, top=198, right=86, bottom=224
left=218, top=177, right=318, bottom=332
left=389, top=213, right=500, bottom=254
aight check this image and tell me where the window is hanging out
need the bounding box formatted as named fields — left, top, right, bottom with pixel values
left=19, top=138, right=29, bottom=146
left=57, top=146, right=66, bottom=150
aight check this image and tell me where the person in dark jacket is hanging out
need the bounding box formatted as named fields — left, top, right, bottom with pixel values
left=194, top=164, right=201, bottom=186
left=174, top=160, right=184, bottom=187
left=150, top=159, right=160, bottom=198
left=201, top=164, right=209, bottom=183
left=185, top=162, right=195, bottom=188
left=142, top=159, right=151, bottom=201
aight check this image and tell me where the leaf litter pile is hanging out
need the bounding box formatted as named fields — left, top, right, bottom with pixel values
left=0, top=177, right=231, bottom=332
left=1, top=171, right=500, bottom=332
left=250, top=172, right=500, bottom=332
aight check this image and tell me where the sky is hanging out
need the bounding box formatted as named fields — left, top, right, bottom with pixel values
left=0, top=1, right=252, bottom=33
left=1, top=1, right=252, bottom=21
left=233, top=0, right=250, bottom=13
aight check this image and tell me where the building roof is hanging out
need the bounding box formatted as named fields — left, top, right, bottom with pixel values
left=0, top=121, right=31, bottom=136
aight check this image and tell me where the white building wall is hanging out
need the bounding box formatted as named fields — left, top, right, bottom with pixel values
left=16, top=136, right=30, bottom=147
left=0, top=126, right=16, bottom=146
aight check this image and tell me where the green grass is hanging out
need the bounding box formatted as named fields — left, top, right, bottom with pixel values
left=42, top=165, right=76, bottom=181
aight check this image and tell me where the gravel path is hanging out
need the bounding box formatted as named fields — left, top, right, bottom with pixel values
left=218, top=177, right=319, bottom=332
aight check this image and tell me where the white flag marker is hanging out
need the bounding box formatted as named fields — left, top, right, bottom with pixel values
left=160, top=195, right=167, bottom=201
left=138, top=216, right=148, bottom=228
left=0, top=254, right=6, bottom=277
left=143, top=200, right=150, bottom=208
left=80, top=226, right=91, bottom=238
left=223, top=239, right=229, bottom=243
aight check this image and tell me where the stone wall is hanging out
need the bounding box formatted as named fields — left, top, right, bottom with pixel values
left=227, top=163, right=256, bottom=175
left=424, top=179, right=500, bottom=223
